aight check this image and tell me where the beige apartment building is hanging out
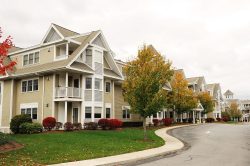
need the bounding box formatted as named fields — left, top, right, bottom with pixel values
left=0, top=24, right=142, bottom=133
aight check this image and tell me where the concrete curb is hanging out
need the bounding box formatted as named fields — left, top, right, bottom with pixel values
left=51, top=124, right=196, bottom=166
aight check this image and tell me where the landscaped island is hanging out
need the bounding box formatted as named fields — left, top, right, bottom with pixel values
left=0, top=128, right=164, bottom=165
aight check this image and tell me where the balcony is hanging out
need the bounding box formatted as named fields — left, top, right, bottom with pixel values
left=55, top=87, right=81, bottom=98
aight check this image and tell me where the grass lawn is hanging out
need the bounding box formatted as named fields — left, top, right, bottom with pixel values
left=0, top=128, right=164, bottom=165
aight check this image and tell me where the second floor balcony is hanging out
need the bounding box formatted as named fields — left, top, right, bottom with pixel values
left=55, top=87, right=81, bottom=98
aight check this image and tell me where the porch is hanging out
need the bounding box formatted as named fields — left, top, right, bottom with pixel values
left=54, top=72, right=83, bottom=99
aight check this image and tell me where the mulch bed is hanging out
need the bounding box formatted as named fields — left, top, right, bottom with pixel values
left=0, top=142, right=23, bottom=153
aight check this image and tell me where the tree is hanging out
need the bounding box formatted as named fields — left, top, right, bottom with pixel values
left=170, top=72, right=197, bottom=120
left=229, top=102, right=242, bottom=122
left=122, top=45, right=173, bottom=140
left=197, top=92, right=214, bottom=114
left=0, top=28, right=16, bottom=75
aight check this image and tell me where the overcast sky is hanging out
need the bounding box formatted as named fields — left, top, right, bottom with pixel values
left=1, top=0, right=250, bottom=99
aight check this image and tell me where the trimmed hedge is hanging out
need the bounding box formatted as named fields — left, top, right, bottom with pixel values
left=19, top=122, right=43, bottom=134
left=84, top=122, right=98, bottom=130
left=153, top=119, right=159, bottom=126
left=73, top=123, right=82, bottom=130
left=10, top=114, right=32, bottom=134
left=0, top=132, right=10, bottom=146
left=98, top=118, right=110, bottom=130
left=206, top=118, right=215, bottom=123
left=64, top=122, right=74, bottom=131
left=109, top=119, right=123, bottom=129
left=43, top=117, right=56, bottom=131
left=162, top=118, right=173, bottom=126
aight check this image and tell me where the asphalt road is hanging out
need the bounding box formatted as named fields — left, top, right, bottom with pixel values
left=137, top=123, right=250, bottom=166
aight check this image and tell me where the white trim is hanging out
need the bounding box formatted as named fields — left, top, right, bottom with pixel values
left=9, top=79, right=14, bottom=122
left=41, top=24, right=64, bottom=44
left=112, top=80, right=115, bottom=118
left=42, top=76, right=45, bottom=121
left=21, top=78, right=39, bottom=93
left=22, top=50, right=40, bottom=67
left=52, top=74, right=55, bottom=117
left=20, top=103, right=38, bottom=109
left=67, top=31, right=101, bottom=67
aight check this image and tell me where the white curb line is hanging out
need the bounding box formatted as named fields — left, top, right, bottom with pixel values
left=51, top=124, right=195, bottom=166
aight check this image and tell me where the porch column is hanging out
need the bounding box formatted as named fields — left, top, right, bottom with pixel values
left=81, top=101, right=84, bottom=124
left=64, top=101, right=68, bottom=123
left=66, top=43, right=69, bottom=56
left=65, top=72, right=68, bottom=97
left=193, top=110, right=195, bottom=124
left=180, top=113, right=183, bottom=123
left=199, top=111, right=201, bottom=123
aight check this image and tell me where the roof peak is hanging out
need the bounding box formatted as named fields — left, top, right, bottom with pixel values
left=51, top=23, right=80, bottom=35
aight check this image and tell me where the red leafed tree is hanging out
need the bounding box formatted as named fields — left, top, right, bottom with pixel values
left=0, top=28, right=16, bottom=75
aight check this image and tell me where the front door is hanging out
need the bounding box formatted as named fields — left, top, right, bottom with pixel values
left=73, top=107, right=79, bottom=123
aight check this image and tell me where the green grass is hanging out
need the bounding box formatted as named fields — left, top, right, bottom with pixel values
left=0, top=128, right=164, bottom=165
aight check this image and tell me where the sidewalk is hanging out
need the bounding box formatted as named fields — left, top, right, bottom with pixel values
left=51, top=124, right=193, bottom=166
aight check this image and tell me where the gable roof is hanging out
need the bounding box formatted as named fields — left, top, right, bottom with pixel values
left=206, top=83, right=222, bottom=100
left=186, top=76, right=205, bottom=85
left=52, top=23, right=79, bottom=38
left=4, top=24, right=123, bottom=81
left=224, top=89, right=234, bottom=96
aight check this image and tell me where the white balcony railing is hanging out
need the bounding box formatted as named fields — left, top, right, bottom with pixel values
left=55, top=87, right=81, bottom=98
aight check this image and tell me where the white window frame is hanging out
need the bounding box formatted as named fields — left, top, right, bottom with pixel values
left=20, top=103, right=38, bottom=120
left=94, top=78, right=102, bottom=91
left=85, top=77, right=92, bottom=90
left=22, top=51, right=40, bottom=66
left=21, top=78, right=39, bottom=93
left=122, top=106, right=131, bottom=119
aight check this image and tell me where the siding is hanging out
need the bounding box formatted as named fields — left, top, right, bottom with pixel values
left=1, top=80, right=12, bottom=126
left=114, top=84, right=141, bottom=122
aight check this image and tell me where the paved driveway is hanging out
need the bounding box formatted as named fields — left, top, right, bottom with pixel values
left=137, top=123, right=250, bottom=166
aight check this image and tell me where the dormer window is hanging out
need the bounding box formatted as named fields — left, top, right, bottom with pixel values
left=23, top=51, right=39, bottom=66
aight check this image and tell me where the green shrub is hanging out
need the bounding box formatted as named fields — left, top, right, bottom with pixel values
left=10, top=114, right=32, bottom=134
left=19, top=122, right=43, bottom=134
left=0, top=132, right=10, bottom=145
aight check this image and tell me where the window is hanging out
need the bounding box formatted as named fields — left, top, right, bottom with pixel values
left=21, top=108, right=26, bottom=115
left=23, top=55, right=28, bottom=65
left=22, top=81, right=27, bottom=92
left=85, top=107, right=92, bottom=118
left=22, top=79, right=39, bottom=92
left=29, top=53, right=34, bottom=64
left=32, top=108, right=37, bottom=119
left=21, top=108, right=37, bottom=120
left=105, top=82, right=111, bottom=92
left=106, top=108, right=111, bottom=118
left=33, top=79, right=38, bottom=91
left=34, top=52, right=39, bottom=63
left=123, top=109, right=130, bottom=119
left=86, top=78, right=92, bottom=89
left=23, top=52, right=39, bottom=66
left=94, top=113, right=101, bottom=118
left=27, top=80, right=33, bottom=91
left=95, top=78, right=102, bottom=90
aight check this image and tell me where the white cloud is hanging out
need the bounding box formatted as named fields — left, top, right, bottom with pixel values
left=1, top=0, right=250, bottom=99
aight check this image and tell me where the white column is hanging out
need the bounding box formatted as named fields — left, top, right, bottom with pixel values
left=112, top=81, right=115, bottom=118
left=180, top=113, right=183, bottom=123
left=64, top=101, right=68, bottom=123
left=199, top=111, right=201, bottom=123
left=193, top=111, right=195, bottom=124
left=65, top=72, right=68, bottom=97
left=66, top=43, right=69, bottom=56
left=52, top=74, right=55, bottom=117
left=91, top=106, right=94, bottom=122
left=81, top=75, right=84, bottom=124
